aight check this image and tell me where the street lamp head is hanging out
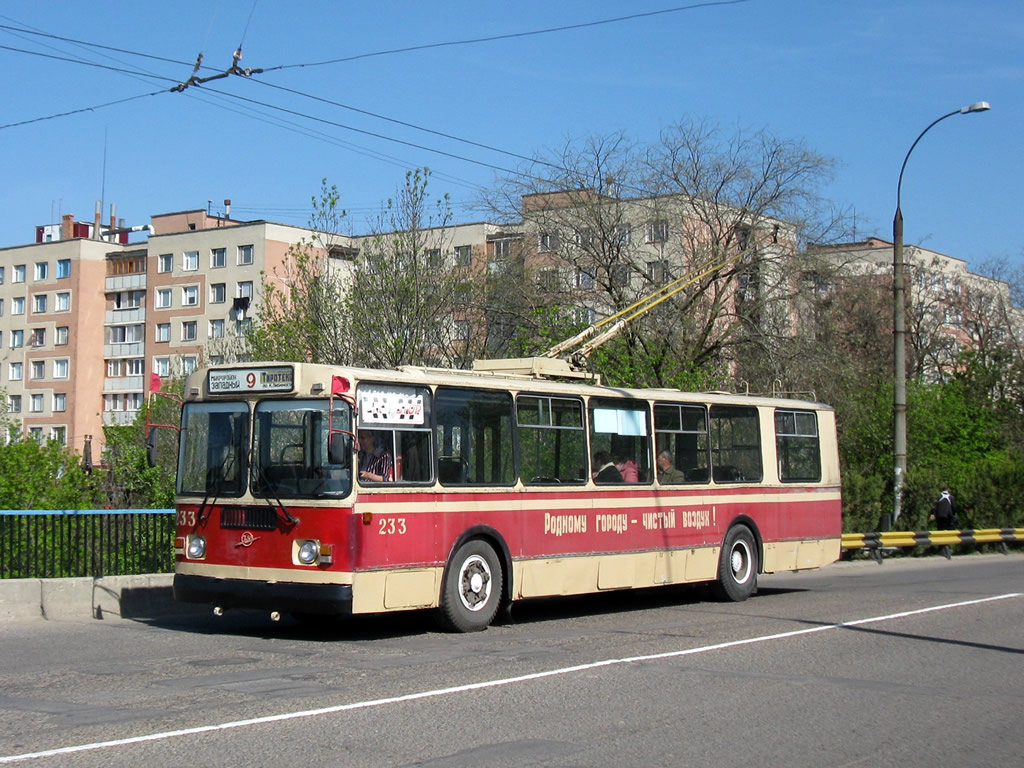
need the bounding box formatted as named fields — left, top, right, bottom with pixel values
left=961, top=101, right=991, bottom=114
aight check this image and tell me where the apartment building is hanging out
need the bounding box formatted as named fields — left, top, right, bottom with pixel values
left=0, top=209, right=333, bottom=459
left=809, top=238, right=1024, bottom=376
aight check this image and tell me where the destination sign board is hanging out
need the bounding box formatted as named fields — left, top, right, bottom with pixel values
left=207, top=366, right=295, bottom=394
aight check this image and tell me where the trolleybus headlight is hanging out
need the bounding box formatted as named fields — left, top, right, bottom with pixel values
left=297, top=539, right=320, bottom=565
left=186, top=535, right=206, bottom=560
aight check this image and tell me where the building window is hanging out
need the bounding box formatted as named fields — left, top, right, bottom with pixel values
left=575, top=269, right=595, bottom=290
left=13, top=265, right=25, bottom=283
left=10, top=330, right=23, bottom=349
left=646, top=220, right=669, bottom=243
left=54, top=359, right=69, bottom=378
left=126, top=392, right=143, bottom=411
left=211, top=248, right=226, bottom=268
left=33, top=295, right=47, bottom=313
left=238, top=244, right=254, bottom=265
left=575, top=307, right=597, bottom=326
left=55, top=293, right=70, bottom=311
left=8, top=395, right=20, bottom=413
left=156, top=323, right=170, bottom=342
left=156, top=288, right=172, bottom=308
left=182, top=357, right=197, bottom=375
left=118, top=291, right=143, bottom=309
left=53, top=393, right=67, bottom=412
left=9, top=362, right=22, bottom=380
left=127, top=358, right=144, bottom=375
left=454, top=319, right=470, bottom=341
left=107, top=359, right=123, bottom=377
left=610, top=264, right=631, bottom=287
left=0, top=298, right=4, bottom=316
left=182, top=286, right=199, bottom=307
left=454, top=245, right=472, bottom=267
left=209, top=355, right=224, bottom=365
left=30, top=329, right=45, bottom=347
left=537, top=269, right=559, bottom=293
left=183, top=251, right=199, bottom=271
left=538, top=232, right=560, bottom=252
left=158, top=254, right=172, bottom=273
left=209, top=283, right=226, bottom=303
left=55, top=326, right=68, bottom=345
left=104, top=394, right=123, bottom=412
left=28, top=427, right=43, bottom=442
left=492, top=238, right=514, bottom=259
left=29, top=394, right=43, bottom=413
left=30, top=360, right=44, bottom=379
left=109, top=325, right=143, bottom=344
left=154, top=357, right=170, bottom=377
left=12, top=297, right=24, bottom=315
left=181, top=321, right=197, bottom=341
left=0, top=266, right=5, bottom=283
left=34, top=262, right=48, bottom=281
left=209, top=319, right=225, bottom=338
left=51, top=426, right=66, bottom=445
left=56, top=259, right=71, bottom=279
left=647, top=260, right=669, bottom=283
left=236, top=317, right=252, bottom=336
left=615, top=224, right=632, bottom=245
left=237, top=281, right=253, bottom=298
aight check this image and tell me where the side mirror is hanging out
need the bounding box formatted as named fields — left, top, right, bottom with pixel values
left=146, top=427, right=158, bottom=468
left=328, top=432, right=351, bottom=468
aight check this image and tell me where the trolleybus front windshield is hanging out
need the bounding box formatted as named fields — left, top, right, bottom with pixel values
left=251, top=399, right=353, bottom=499
left=178, top=401, right=250, bottom=497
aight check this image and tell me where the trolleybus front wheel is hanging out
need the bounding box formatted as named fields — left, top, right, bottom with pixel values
left=438, top=539, right=503, bottom=632
left=712, top=525, right=758, bottom=602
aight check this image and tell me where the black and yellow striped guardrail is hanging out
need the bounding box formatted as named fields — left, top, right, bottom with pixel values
left=842, top=528, right=1023, bottom=560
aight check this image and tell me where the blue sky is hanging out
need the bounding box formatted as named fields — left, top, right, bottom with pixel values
left=1, top=0, right=1020, bottom=269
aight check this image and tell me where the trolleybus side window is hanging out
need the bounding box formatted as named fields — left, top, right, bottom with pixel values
left=588, top=398, right=652, bottom=483
left=356, top=383, right=434, bottom=484
left=654, top=402, right=709, bottom=483
left=435, top=387, right=515, bottom=486
left=709, top=404, right=762, bottom=483
left=775, top=409, right=821, bottom=482
left=178, top=401, right=249, bottom=497
left=252, top=399, right=353, bottom=498
left=517, top=394, right=586, bottom=484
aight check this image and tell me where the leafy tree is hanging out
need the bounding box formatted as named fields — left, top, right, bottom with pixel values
left=0, top=433, right=102, bottom=510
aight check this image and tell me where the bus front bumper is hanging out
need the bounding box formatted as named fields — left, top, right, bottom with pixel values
left=173, top=573, right=353, bottom=616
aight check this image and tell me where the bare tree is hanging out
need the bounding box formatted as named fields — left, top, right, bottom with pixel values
left=482, top=120, right=846, bottom=389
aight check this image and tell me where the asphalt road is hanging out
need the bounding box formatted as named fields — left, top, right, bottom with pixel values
left=1, top=553, right=1021, bottom=767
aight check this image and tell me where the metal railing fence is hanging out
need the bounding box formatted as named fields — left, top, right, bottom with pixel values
left=0, top=509, right=175, bottom=580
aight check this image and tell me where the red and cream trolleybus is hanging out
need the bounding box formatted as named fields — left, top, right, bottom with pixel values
left=169, top=361, right=841, bottom=631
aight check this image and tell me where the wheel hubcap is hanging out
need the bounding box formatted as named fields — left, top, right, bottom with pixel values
left=731, top=542, right=751, bottom=583
left=458, top=554, right=492, bottom=612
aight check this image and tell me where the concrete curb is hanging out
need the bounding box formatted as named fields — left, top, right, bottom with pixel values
left=0, top=573, right=201, bottom=622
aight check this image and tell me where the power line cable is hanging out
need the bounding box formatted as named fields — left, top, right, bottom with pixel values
left=266, top=0, right=752, bottom=70
left=0, top=90, right=164, bottom=130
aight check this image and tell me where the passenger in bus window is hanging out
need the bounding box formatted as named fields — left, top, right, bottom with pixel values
left=615, top=454, right=639, bottom=483
left=592, top=451, right=623, bottom=483
left=656, top=451, right=686, bottom=484
left=357, top=430, right=394, bottom=482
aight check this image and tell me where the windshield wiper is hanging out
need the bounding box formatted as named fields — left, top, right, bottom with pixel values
left=250, top=461, right=299, bottom=527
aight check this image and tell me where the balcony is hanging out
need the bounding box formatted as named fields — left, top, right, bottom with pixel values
left=106, top=273, right=146, bottom=292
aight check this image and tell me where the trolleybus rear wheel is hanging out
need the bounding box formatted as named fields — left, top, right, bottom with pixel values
left=438, top=539, right=503, bottom=632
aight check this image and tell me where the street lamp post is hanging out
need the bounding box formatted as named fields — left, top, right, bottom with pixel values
left=891, top=101, right=990, bottom=528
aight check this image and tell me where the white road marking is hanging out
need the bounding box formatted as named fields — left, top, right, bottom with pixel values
left=2, top=592, right=1019, bottom=764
